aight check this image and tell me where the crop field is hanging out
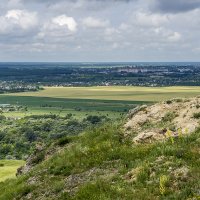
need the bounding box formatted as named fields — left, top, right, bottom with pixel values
left=6, top=86, right=200, bottom=101
left=1, top=86, right=200, bottom=118
left=0, top=95, right=146, bottom=119
left=0, top=160, right=25, bottom=182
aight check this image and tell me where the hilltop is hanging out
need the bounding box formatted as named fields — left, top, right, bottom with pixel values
left=125, top=96, right=200, bottom=143
left=0, top=97, right=199, bottom=200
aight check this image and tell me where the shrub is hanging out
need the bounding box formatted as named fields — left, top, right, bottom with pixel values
left=85, top=115, right=102, bottom=124
left=193, top=112, right=200, bottom=119
left=196, top=104, right=200, bottom=109
left=56, top=136, right=72, bottom=146
left=0, top=115, right=6, bottom=121
left=64, top=113, right=73, bottom=119
left=24, top=129, right=38, bottom=142
left=166, top=100, right=172, bottom=104
left=0, top=132, right=5, bottom=141
left=31, top=152, right=45, bottom=165
left=162, top=112, right=177, bottom=122
left=174, top=98, right=183, bottom=103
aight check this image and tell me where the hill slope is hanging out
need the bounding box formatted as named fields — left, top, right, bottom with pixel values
left=0, top=98, right=200, bottom=200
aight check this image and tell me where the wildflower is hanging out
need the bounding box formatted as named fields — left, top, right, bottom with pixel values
left=159, top=175, right=168, bottom=195
left=166, top=129, right=174, bottom=144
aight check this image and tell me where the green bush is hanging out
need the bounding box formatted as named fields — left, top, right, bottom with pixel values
left=162, top=112, right=177, bottom=122
left=85, top=115, right=102, bottom=124
left=56, top=136, right=72, bottom=146
left=166, top=100, right=172, bottom=104
left=196, top=104, right=200, bottom=109
left=193, top=112, right=200, bottom=119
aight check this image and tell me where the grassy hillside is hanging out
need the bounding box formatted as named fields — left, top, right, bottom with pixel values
left=0, top=121, right=199, bottom=200
left=0, top=160, right=25, bottom=182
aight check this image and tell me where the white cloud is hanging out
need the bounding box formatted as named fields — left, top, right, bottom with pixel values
left=52, top=15, right=77, bottom=32
left=5, top=9, right=37, bottom=30
left=82, top=17, right=109, bottom=28
left=135, top=12, right=169, bottom=27
left=0, top=0, right=199, bottom=61
left=0, top=9, right=38, bottom=35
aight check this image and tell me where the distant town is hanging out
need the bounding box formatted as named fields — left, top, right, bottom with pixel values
left=0, top=81, right=40, bottom=93
left=0, top=63, right=200, bottom=91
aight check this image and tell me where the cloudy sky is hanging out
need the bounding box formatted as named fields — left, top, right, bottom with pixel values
left=0, top=0, right=200, bottom=62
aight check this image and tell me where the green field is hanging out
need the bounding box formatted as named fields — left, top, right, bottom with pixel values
left=0, top=160, right=25, bottom=182
left=0, top=96, right=146, bottom=119
left=1, top=86, right=200, bottom=118
left=6, top=86, right=200, bottom=101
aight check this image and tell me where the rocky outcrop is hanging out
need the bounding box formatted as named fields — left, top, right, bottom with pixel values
left=125, top=97, right=200, bottom=143
left=16, top=143, right=46, bottom=176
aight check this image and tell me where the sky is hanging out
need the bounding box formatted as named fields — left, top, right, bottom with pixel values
left=0, top=0, right=200, bottom=62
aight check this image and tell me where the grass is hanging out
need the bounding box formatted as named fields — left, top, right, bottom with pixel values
left=5, top=86, right=200, bottom=101
left=0, top=160, right=25, bottom=182
left=0, top=122, right=199, bottom=199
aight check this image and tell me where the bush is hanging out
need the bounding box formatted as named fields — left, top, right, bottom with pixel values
left=56, top=136, right=72, bottom=146
left=162, top=112, right=177, bottom=122
left=85, top=115, right=102, bottom=124
left=0, top=115, right=6, bottom=121
left=31, top=152, right=45, bottom=165
left=0, top=132, right=5, bottom=141
left=166, top=100, right=172, bottom=104
left=64, top=113, right=73, bottom=119
left=24, top=129, right=38, bottom=142
left=193, top=112, right=200, bottom=119
left=174, top=98, right=183, bottom=103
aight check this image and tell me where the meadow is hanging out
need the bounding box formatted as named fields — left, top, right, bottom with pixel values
left=0, top=160, right=25, bottom=182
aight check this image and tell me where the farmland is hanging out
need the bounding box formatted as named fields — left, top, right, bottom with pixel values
left=1, top=86, right=200, bottom=119
left=6, top=86, right=200, bottom=101
left=0, top=96, right=144, bottom=119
